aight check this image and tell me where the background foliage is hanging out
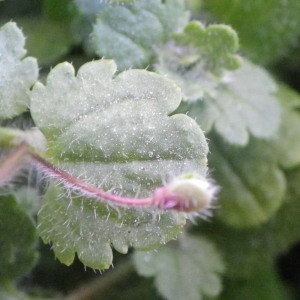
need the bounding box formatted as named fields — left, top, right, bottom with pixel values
left=1, top=0, right=300, bottom=299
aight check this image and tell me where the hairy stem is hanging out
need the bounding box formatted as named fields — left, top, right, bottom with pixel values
left=30, top=153, right=155, bottom=207
left=0, top=142, right=212, bottom=213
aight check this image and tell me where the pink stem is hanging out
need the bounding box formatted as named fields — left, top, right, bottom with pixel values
left=30, top=153, right=155, bottom=208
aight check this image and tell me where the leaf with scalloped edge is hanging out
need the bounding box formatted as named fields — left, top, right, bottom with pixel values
left=30, top=59, right=208, bottom=269
left=155, top=21, right=241, bottom=102
left=185, top=60, right=280, bottom=145
left=0, top=22, right=38, bottom=119
left=91, top=0, right=189, bottom=70
left=134, top=235, right=225, bottom=300
left=156, top=22, right=280, bottom=145
left=174, top=21, right=241, bottom=74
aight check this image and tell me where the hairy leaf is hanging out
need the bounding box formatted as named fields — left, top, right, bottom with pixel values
left=134, top=235, right=225, bottom=300
left=186, top=60, right=281, bottom=145
left=0, top=22, right=38, bottom=119
left=38, top=183, right=186, bottom=269
left=210, top=135, right=286, bottom=228
left=30, top=59, right=208, bottom=269
left=174, top=21, right=241, bottom=74
left=156, top=23, right=280, bottom=145
left=0, top=195, right=37, bottom=282
left=91, top=0, right=189, bottom=70
left=156, top=21, right=241, bottom=102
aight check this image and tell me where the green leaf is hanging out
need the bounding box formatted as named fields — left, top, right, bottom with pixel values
left=174, top=21, right=241, bottom=74
left=186, top=60, right=281, bottom=145
left=0, top=194, right=38, bottom=282
left=16, top=18, right=74, bottom=66
left=38, top=183, right=186, bottom=269
left=91, top=0, right=189, bottom=70
left=203, top=0, right=300, bottom=65
left=156, top=24, right=280, bottom=145
left=155, top=21, right=241, bottom=102
left=30, top=59, right=208, bottom=269
left=210, top=134, right=286, bottom=228
left=0, top=22, right=38, bottom=119
left=270, top=84, right=300, bottom=168
left=134, top=235, right=225, bottom=300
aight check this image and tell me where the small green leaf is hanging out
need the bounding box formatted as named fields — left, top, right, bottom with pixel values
left=134, top=235, right=225, bottom=300
left=174, top=21, right=241, bottom=74
left=0, top=22, right=38, bottom=119
left=30, top=59, right=208, bottom=269
left=91, top=0, right=189, bottom=70
left=155, top=21, right=241, bottom=102
left=0, top=195, right=38, bottom=282
left=210, top=135, right=286, bottom=228
left=187, top=60, right=281, bottom=145
left=156, top=25, right=280, bottom=145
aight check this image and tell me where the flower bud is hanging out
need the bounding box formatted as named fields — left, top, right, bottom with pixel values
left=153, top=174, right=216, bottom=213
